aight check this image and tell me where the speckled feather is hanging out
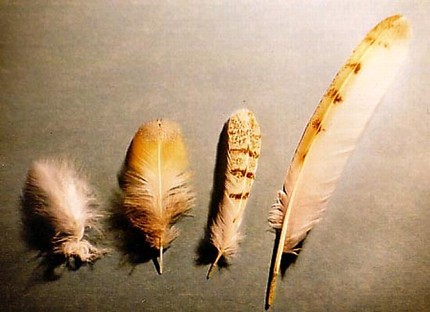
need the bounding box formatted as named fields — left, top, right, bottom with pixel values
left=208, top=109, right=261, bottom=277
left=266, top=15, right=410, bottom=308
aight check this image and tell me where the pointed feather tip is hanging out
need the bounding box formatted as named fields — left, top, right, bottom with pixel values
left=377, top=14, right=411, bottom=42
left=230, top=108, right=251, bottom=118
left=136, top=119, right=182, bottom=142
left=229, top=108, right=259, bottom=127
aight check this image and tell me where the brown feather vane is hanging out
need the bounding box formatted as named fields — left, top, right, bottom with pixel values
left=119, top=119, right=194, bottom=274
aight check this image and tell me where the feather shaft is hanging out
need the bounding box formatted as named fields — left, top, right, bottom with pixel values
left=266, top=15, right=410, bottom=308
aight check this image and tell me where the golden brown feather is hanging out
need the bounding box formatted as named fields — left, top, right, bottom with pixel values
left=119, top=119, right=194, bottom=274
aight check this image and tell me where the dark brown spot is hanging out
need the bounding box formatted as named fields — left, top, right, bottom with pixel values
left=311, top=118, right=326, bottom=135
left=327, top=87, right=343, bottom=104
left=347, top=62, right=361, bottom=74
left=229, top=192, right=250, bottom=200
left=334, top=93, right=343, bottom=103
left=229, top=148, right=249, bottom=154
left=245, top=172, right=255, bottom=179
left=230, top=168, right=246, bottom=178
left=355, top=63, right=361, bottom=74
left=312, top=118, right=321, bottom=130
left=364, top=36, right=376, bottom=44
left=316, top=126, right=326, bottom=134
left=229, top=147, right=259, bottom=158
left=248, top=150, right=259, bottom=158
left=301, top=150, right=308, bottom=161
left=350, top=62, right=361, bottom=74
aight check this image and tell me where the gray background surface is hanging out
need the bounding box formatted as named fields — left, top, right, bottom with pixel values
left=1, top=1, right=429, bottom=311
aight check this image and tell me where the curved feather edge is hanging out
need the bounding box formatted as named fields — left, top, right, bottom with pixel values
left=266, top=15, right=410, bottom=308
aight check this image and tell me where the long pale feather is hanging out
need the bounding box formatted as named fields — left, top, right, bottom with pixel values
left=23, top=159, right=103, bottom=266
left=119, top=119, right=194, bottom=274
left=207, top=109, right=261, bottom=277
left=266, top=15, right=410, bottom=308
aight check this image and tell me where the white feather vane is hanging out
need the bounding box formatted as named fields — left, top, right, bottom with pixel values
left=23, top=159, right=104, bottom=267
left=266, top=15, right=410, bottom=308
left=119, top=119, right=194, bottom=274
left=207, top=109, right=261, bottom=278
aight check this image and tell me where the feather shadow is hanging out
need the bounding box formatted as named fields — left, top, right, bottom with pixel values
left=20, top=194, right=84, bottom=282
left=109, top=187, right=160, bottom=274
left=195, top=122, right=229, bottom=269
left=265, top=231, right=303, bottom=310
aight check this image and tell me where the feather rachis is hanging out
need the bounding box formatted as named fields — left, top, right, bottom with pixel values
left=120, top=119, right=194, bottom=273
left=208, top=109, right=261, bottom=276
left=23, top=159, right=104, bottom=265
left=266, top=15, right=410, bottom=308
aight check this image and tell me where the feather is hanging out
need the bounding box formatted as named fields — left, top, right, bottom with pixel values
left=119, top=119, right=194, bottom=274
left=207, top=109, right=261, bottom=278
left=266, top=15, right=410, bottom=308
left=22, top=158, right=104, bottom=268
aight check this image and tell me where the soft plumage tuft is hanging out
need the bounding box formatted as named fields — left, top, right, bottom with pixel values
left=22, top=158, right=104, bottom=266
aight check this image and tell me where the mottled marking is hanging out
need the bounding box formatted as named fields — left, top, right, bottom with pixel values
left=229, top=192, right=250, bottom=200
left=354, top=63, right=362, bottom=74
left=364, top=36, right=376, bottom=44
left=245, top=172, right=255, bottom=179
left=229, top=148, right=259, bottom=159
left=230, top=168, right=246, bottom=178
left=310, top=118, right=326, bottom=135
left=334, top=93, right=343, bottom=103
left=229, top=147, right=249, bottom=153
left=347, top=62, right=362, bottom=74
left=327, top=87, right=343, bottom=104
left=311, top=118, right=321, bottom=130
left=316, top=126, right=326, bottom=134
left=301, top=150, right=308, bottom=161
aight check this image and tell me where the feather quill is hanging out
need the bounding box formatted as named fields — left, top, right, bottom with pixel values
left=207, top=109, right=261, bottom=278
left=22, top=159, right=104, bottom=268
left=119, top=119, right=194, bottom=274
left=266, top=15, right=410, bottom=308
